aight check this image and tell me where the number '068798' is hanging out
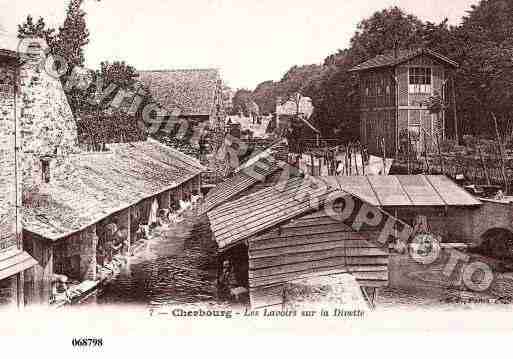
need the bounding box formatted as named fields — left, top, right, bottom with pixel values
left=72, top=338, right=104, bottom=347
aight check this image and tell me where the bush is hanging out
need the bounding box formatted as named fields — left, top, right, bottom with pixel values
left=76, top=111, right=147, bottom=149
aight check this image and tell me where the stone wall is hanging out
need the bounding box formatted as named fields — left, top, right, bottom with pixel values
left=18, top=49, right=79, bottom=192
left=0, top=58, right=19, bottom=255
left=470, top=200, right=513, bottom=246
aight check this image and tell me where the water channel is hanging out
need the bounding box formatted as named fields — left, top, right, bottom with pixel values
left=95, top=214, right=221, bottom=309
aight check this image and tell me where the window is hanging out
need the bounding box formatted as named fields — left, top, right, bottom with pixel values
left=378, top=77, right=385, bottom=96
left=409, top=67, right=432, bottom=94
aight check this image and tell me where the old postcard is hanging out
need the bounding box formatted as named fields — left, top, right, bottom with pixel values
left=1, top=0, right=513, bottom=350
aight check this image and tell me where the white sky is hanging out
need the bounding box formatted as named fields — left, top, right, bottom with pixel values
left=2, top=0, right=477, bottom=89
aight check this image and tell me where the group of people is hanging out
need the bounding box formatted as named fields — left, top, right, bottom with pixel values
left=97, top=222, right=129, bottom=267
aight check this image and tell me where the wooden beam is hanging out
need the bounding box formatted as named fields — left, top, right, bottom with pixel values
left=249, top=256, right=389, bottom=278
left=250, top=239, right=380, bottom=258
left=249, top=247, right=389, bottom=270
left=250, top=231, right=374, bottom=250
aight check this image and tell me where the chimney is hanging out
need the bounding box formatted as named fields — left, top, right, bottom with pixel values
left=40, top=156, right=52, bottom=184
left=18, top=37, right=49, bottom=69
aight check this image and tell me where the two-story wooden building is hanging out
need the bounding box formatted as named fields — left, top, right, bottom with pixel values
left=349, top=48, right=458, bottom=157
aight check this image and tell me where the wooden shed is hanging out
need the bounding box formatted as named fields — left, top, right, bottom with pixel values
left=321, top=175, right=481, bottom=243
left=208, top=176, right=406, bottom=309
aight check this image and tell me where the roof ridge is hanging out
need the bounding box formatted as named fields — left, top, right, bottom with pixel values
left=348, top=47, right=458, bottom=72
left=146, top=137, right=206, bottom=171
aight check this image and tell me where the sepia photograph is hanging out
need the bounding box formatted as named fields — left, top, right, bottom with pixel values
left=1, top=0, right=513, bottom=352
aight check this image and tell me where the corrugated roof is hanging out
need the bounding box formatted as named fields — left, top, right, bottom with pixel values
left=348, top=48, right=458, bottom=72
left=208, top=177, right=339, bottom=250
left=321, top=175, right=481, bottom=207
left=138, top=69, right=220, bottom=116
left=23, top=139, right=205, bottom=240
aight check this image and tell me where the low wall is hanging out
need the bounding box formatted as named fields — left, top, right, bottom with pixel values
left=388, top=249, right=465, bottom=291
left=470, top=199, right=513, bottom=246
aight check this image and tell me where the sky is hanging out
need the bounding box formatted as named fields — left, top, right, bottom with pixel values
left=2, top=0, right=478, bottom=89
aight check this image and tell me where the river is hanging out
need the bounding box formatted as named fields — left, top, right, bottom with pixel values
left=95, top=214, right=221, bottom=309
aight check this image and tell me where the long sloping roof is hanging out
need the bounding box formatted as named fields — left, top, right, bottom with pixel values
left=208, top=177, right=339, bottom=250
left=138, top=69, right=220, bottom=116
left=23, top=139, right=205, bottom=240
left=0, top=33, right=20, bottom=58
left=320, top=175, right=480, bottom=207
left=199, top=139, right=293, bottom=214
left=348, top=48, right=458, bottom=72
left=199, top=156, right=285, bottom=215
left=234, top=138, right=287, bottom=173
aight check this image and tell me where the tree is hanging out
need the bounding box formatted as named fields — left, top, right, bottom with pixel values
left=18, top=0, right=98, bottom=115
left=452, top=0, right=513, bottom=137
left=350, top=7, right=424, bottom=63
left=252, top=80, right=279, bottom=115
left=98, top=61, right=139, bottom=91
left=231, top=89, right=253, bottom=116
left=54, top=0, right=91, bottom=69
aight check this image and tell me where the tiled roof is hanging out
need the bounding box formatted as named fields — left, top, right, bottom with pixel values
left=320, top=175, right=481, bottom=207
left=348, top=48, right=458, bottom=72
left=199, top=139, right=293, bottom=214
left=23, top=139, right=205, bottom=240
left=138, top=69, right=220, bottom=116
left=199, top=156, right=283, bottom=215
left=208, top=177, right=339, bottom=250
left=234, top=138, right=287, bottom=173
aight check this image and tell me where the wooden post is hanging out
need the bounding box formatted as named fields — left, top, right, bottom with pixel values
left=125, top=208, right=131, bottom=256
left=381, top=137, right=386, bottom=175
left=451, top=76, right=459, bottom=144
left=343, top=145, right=347, bottom=175
left=434, top=133, right=445, bottom=175
left=360, top=142, right=366, bottom=176
left=16, top=272, right=24, bottom=309
left=421, top=128, right=430, bottom=174
left=346, top=145, right=349, bottom=175
left=492, top=112, right=508, bottom=193
left=354, top=143, right=359, bottom=176
left=406, top=131, right=411, bottom=175
left=477, top=138, right=491, bottom=185
left=348, top=143, right=352, bottom=176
